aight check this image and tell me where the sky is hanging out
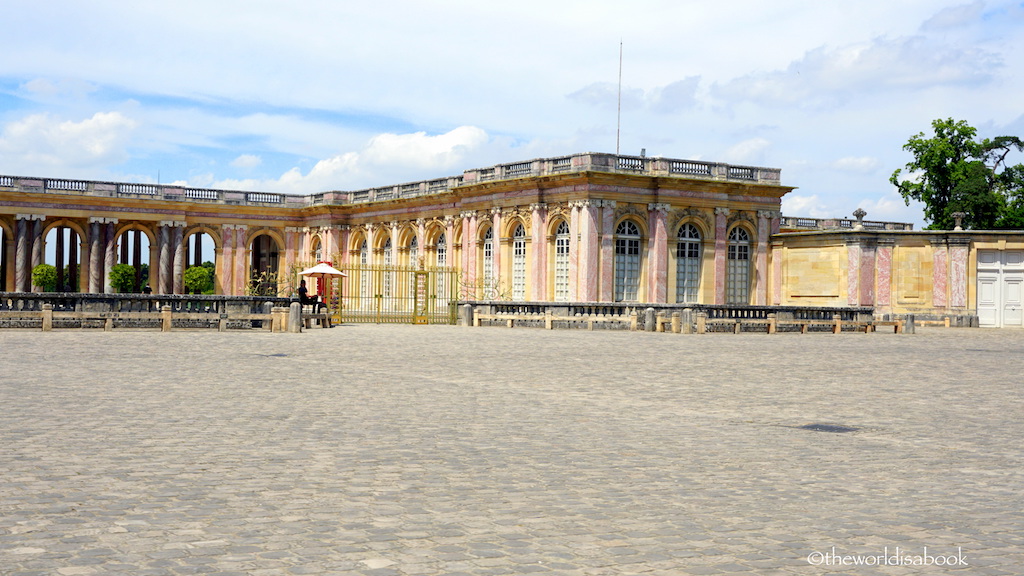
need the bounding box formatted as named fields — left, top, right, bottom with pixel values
left=2, top=1, right=1023, bottom=228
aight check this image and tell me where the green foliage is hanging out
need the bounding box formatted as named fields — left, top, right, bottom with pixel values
left=183, top=266, right=213, bottom=294
left=31, top=264, right=57, bottom=292
left=891, top=118, right=1024, bottom=229
left=108, top=263, right=138, bottom=293
left=247, top=270, right=281, bottom=297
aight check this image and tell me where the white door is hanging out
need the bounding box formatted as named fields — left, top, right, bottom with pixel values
left=1003, top=275, right=1023, bottom=327
left=977, top=272, right=999, bottom=327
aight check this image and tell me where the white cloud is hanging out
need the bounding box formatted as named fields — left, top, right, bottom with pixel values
left=230, top=154, right=262, bottom=169
left=921, top=1, right=984, bottom=30
left=832, top=156, right=881, bottom=173
left=0, top=111, right=137, bottom=173
left=723, top=138, right=771, bottom=165
left=212, top=126, right=490, bottom=193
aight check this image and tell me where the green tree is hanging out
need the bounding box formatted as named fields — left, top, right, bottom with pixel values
left=109, top=263, right=138, bottom=293
left=31, top=264, right=57, bottom=292
left=891, top=118, right=1024, bottom=229
left=183, top=266, right=213, bottom=294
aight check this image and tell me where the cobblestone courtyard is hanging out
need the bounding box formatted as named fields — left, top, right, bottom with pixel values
left=1, top=325, right=1021, bottom=575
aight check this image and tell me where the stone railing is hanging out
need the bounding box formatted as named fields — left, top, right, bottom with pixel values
left=781, top=216, right=914, bottom=231
left=459, top=300, right=875, bottom=332
left=0, top=152, right=784, bottom=210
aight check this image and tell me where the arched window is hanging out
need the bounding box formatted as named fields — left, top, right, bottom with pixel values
left=511, top=224, right=526, bottom=300
left=436, top=232, right=447, bottom=267
left=482, top=227, right=494, bottom=287
left=359, top=240, right=368, bottom=264
left=675, top=224, right=701, bottom=303
left=727, top=227, right=751, bottom=304
left=359, top=239, right=369, bottom=298
left=311, top=237, right=322, bottom=262
left=382, top=238, right=393, bottom=298
left=554, top=221, right=570, bottom=302
left=408, top=236, right=418, bottom=267
left=614, top=220, right=641, bottom=302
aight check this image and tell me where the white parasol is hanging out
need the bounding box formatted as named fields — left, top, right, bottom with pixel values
left=298, top=263, right=347, bottom=278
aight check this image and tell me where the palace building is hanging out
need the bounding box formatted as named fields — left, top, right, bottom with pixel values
left=1, top=151, right=1022, bottom=327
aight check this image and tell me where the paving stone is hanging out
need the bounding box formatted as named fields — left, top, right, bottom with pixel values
left=0, top=326, right=1019, bottom=574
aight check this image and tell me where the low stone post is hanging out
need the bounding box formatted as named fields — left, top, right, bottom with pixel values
left=288, top=302, right=302, bottom=333
left=644, top=308, right=656, bottom=332
left=671, top=312, right=681, bottom=334
left=904, top=314, right=916, bottom=334
left=545, top=310, right=553, bottom=330
left=767, top=313, right=777, bottom=334
left=459, top=304, right=473, bottom=327
left=682, top=308, right=693, bottom=334
left=696, top=311, right=707, bottom=334
left=161, top=305, right=172, bottom=332
left=41, top=303, right=53, bottom=332
left=262, top=302, right=274, bottom=331
left=271, top=307, right=288, bottom=332
left=832, top=313, right=842, bottom=334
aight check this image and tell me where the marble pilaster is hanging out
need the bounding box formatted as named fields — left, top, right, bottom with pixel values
left=647, top=203, right=670, bottom=303
left=599, top=201, right=616, bottom=302
left=713, top=208, right=729, bottom=305
left=931, top=237, right=948, bottom=308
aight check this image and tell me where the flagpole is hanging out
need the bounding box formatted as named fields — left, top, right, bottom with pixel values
left=616, top=40, right=623, bottom=156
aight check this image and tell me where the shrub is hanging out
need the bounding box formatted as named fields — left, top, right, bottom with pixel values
left=31, top=264, right=57, bottom=292
left=109, top=263, right=138, bottom=293
left=183, top=266, right=213, bottom=294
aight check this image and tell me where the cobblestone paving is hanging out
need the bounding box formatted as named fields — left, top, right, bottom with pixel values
left=1, top=325, right=1022, bottom=575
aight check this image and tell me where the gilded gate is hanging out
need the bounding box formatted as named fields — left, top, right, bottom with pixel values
left=330, top=264, right=459, bottom=324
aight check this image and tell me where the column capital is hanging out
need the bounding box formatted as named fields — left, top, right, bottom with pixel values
left=714, top=207, right=730, bottom=216
left=18, top=214, right=47, bottom=221
left=647, top=202, right=671, bottom=213
left=459, top=210, right=476, bottom=219
left=529, top=202, right=547, bottom=212
left=757, top=209, right=781, bottom=219
left=490, top=207, right=502, bottom=216
left=284, top=226, right=302, bottom=233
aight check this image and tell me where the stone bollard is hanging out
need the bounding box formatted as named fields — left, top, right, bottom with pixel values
left=161, top=305, right=173, bottom=332
left=288, top=302, right=302, bottom=333
left=41, top=303, right=53, bottom=332
left=460, top=304, right=474, bottom=327
left=767, top=313, right=777, bottom=334
left=682, top=308, right=693, bottom=334
left=262, top=302, right=274, bottom=331
left=271, top=307, right=288, bottom=332
left=645, top=308, right=656, bottom=332
left=696, top=311, right=707, bottom=334
left=832, top=313, right=842, bottom=334
left=904, top=314, right=916, bottom=334
left=671, top=312, right=681, bottom=334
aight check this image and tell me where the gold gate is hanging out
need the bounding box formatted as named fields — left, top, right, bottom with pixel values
left=331, top=264, right=459, bottom=324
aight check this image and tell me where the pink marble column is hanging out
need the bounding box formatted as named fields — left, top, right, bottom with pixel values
left=336, top=226, right=350, bottom=265
left=489, top=209, right=502, bottom=287
left=949, top=238, right=969, bottom=308
left=157, top=223, right=171, bottom=294
left=87, top=219, right=103, bottom=293
left=568, top=202, right=580, bottom=300
left=859, top=241, right=876, bottom=306
left=460, top=212, right=476, bottom=288
left=443, top=217, right=455, bottom=269
left=219, top=225, right=234, bottom=295
left=283, top=227, right=298, bottom=280
left=103, top=221, right=117, bottom=293
left=931, top=238, right=948, bottom=308
left=771, top=239, right=783, bottom=306
left=234, top=226, right=248, bottom=295
left=647, top=203, right=669, bottom=303
left=30, top=218, right=44, bottom=289
left=417, top=219, right=426, bottom=268
left=755, top=211, right=771, bottom=305
left=875, top=239, right=893, bottom=308
left=529, top=203, right=547, bottom=300
left=599, top=201, right=616, bottom=302
left=14, top=215, right=30, bottom=292
left=713, top=208, right=729, bottom=305
left=846, top=240, right=862, bottom=306
left=577, top=200, right=599, bottom=302
left=172, top=224, right=185, bottom=294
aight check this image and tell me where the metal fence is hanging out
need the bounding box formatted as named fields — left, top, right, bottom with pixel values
left=332, top=265, right=459, bottom=324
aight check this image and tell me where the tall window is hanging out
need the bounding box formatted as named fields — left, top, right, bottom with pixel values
left=436, top=232, right=446, bottom=267
left=311, top=238, right=322, bottom=262
left=512, top=224, right=526, bottom=300
left=614, top=220, right=641, bottom=302
left=554, top=221, right=570, bottom=302
left=359, top=240, right=368, bottom=298
left=482, top=227, right=494, bottom=287
left=675, top=224, right=701, bottom=303
left=408, top=236, right=418, bottom=267
left=383, top=238, right=392, bottom=298
left=436, top=232, right=447, bottom=304
left=727, top=227, right=751, bottom=304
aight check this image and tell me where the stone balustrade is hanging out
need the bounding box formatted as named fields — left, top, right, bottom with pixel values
left=0, top=153, right=783, bottom=209
left=780, top=216, right=914, bottom=231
